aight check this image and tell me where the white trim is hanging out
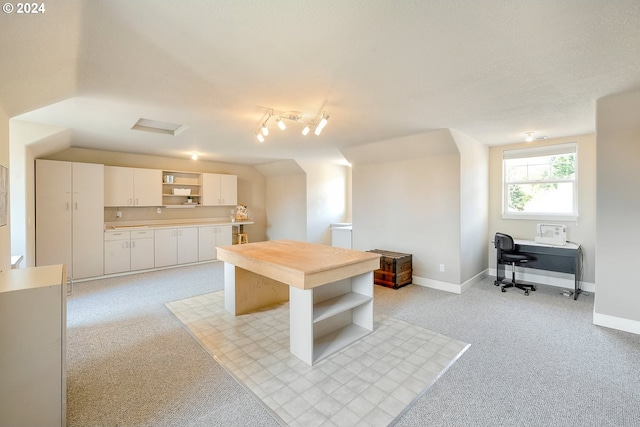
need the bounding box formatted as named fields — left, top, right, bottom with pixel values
left=593, top=312, right=640, bottom=335
left=412, top=269, right=488, bottom=294
left=488, top=267, right=595, bottom=293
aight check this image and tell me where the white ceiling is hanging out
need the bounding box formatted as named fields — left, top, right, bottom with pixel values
left=2, top=0, right=640, bottom=165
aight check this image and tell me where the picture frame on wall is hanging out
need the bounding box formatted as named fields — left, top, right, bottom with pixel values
left=0, top=163, right=7, bottom=227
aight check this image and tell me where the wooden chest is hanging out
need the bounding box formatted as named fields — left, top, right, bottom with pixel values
left=367, top=250, right=412, bottom=289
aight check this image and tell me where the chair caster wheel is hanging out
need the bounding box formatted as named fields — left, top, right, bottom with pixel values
left=524, top=291, right=529, bottom=296
left=501, top=288, right=506, bottom=292
left=531, top=287, right=537, bottom=291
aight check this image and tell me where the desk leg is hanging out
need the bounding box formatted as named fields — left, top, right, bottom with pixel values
left=289, top=287, right=314, bottom=365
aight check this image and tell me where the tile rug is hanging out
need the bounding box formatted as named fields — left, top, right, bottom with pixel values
left=166, top=292, right=469, bottom=427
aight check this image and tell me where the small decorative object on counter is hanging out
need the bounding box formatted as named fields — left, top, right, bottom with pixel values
left=235, top=204, right=248, bottom=220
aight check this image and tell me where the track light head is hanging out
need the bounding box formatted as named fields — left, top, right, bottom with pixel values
left=276, top=118, right=286, bottom=130
left=257, top=133, right=265, bottom=143
left=302, top=125, right=310, bottom=136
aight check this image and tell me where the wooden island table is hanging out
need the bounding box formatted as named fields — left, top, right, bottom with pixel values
left=216, top=240, right=381, bottom=365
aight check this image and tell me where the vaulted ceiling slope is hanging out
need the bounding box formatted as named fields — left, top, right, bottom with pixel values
left=2, top=0, right=640, bottom=165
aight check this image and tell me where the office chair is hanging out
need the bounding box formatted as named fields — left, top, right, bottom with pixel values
left=494, top=232, right=536, bottom=296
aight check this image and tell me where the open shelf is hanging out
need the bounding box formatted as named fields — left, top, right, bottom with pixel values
left=313, top=292, right=372, bottom=323
left=313, top=323, right=370, bottom=363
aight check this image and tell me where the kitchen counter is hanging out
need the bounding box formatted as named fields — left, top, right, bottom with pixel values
left=104, top=219, right=253, bottom=230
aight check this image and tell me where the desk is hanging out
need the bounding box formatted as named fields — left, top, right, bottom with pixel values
left=216, top=240, right=381, bottom=365
left=497, top=239, right=582, bottom=300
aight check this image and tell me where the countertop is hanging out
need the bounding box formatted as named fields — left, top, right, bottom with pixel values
left=104, top=219, right=253, bottom=231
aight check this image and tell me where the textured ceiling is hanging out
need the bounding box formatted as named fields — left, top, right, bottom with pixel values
left=2, top=0, right=640, bottom=165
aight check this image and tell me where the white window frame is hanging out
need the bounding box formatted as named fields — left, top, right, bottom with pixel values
left=502, top=142, right=578, bottom=221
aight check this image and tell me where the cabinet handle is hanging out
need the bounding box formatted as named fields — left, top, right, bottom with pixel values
left=131, top=241, right=136, bottom=248
left=128, top=198, right=133, bottom=206
left=75, top=202, right=78, bottom=210
left=135, top=198, right=139, bottom=205
left=66, top=202, right=70, bottom=211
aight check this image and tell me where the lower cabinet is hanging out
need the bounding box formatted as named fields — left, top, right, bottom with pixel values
left=155, top=227, right=199, bottom=267
left=198, top=225, right=232, bottom=261
left=104, top=230, right=155, bottom=274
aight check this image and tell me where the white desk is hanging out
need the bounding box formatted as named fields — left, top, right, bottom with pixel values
left=216, top=240, right=380, bottom=365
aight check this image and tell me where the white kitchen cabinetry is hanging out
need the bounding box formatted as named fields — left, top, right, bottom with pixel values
left=131, top=230, right=155, bottom=271
left=104, top=231, right=131, bottom=274
left=154, top=227, right=199, bottom=267
left=177, top=227, right=199, bottom=264
left=104, top=166, right=162, bottom=207
left=104, top=229, right=155, bottom=274
left=36, top=160, right=104, bottom=280
left=0, top=265, right=67, bottom=427
left=202, top=173, right=237, bottom=206
left=198, top=225, right=232, bottom=261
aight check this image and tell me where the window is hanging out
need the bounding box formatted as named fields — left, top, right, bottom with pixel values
left=502, top=143, right=577, bottom=219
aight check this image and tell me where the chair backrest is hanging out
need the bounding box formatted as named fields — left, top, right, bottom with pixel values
left=494, top=232, right=515, bottom=252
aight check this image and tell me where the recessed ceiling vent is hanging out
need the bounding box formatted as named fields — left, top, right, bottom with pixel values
left=132, top=118, right=188, bottom=136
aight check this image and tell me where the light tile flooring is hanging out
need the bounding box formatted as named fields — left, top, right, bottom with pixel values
left=167, top=292, right=469, bottom=427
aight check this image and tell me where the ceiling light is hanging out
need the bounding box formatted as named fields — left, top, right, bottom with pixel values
left=191, top=152, right=198, bottom=160
left=524, top=132, right=535, bottom=142
left=254, top=108, right=329, bottom=141
left=317, top=113, right=329, bottom=130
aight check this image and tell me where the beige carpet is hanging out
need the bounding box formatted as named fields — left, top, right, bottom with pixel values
left=167, top=291, right=469, bottom=427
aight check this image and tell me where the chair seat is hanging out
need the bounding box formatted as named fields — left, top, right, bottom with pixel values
left=501, top=252, right=533, bottom=263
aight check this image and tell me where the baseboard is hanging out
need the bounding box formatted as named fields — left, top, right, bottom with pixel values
left=412, top=269, right=488, bottom=295
left=593, top=312, right=640, bottom=335
left=488, top=267, right=595, bottom=293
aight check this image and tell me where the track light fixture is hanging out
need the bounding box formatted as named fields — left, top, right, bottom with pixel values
left=255, top=109, right=330, bottom=142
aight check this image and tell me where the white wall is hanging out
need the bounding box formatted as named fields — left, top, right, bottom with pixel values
left=594, top=89, right=640, bottom=334
left=298, top=161, right=349, bottom=245
left=256, top=160, right=307, bottom=242
left=488, top=134, right=597, bottom=287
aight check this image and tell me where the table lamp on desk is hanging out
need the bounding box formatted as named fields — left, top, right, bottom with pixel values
left=534, top=224, right=566, bottom=246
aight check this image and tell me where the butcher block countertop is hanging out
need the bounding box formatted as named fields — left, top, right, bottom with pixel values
left=216, top=239, right=380, bottom=290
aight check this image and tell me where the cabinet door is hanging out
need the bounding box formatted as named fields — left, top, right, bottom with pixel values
left=220, top=175, right=237, bottom=205
left=216, top=225, right=233, bottom=248
left=198, top=226, right=216, bottom=261
left=35, top=160, right=72, bottom=270
left=131, top=235, right=155, bottom=271
left=154, top=229, right=177, bottom=267
left=104, top=166, right=134, bottom=207
left=72, top=162, right=104, bottom=279
left=201, top=173, right=221, bottom=206
left=133, top=168, right=162, bottom=206
left=177, top=227, right=198, bottom=264
left=104, top=239, right=131, bottom=274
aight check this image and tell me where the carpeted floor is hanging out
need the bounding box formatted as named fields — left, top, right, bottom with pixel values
left=66, top=262, right=640, bottom=426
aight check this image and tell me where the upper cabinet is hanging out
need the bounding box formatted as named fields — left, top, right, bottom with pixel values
left=202, top=173, right=237, bottom=206
left=104, top=166, right=162, bottom=207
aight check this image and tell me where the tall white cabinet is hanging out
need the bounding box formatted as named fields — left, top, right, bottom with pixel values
left=36, top=160, right=104, bottom=280
left=0, top=265, right=67, bottom=427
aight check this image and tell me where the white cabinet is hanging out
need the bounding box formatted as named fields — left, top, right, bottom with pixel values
left=0, top=265, right=67, bottom=427
left=104, top=229, right=155, bottom=274
left=36, top=160, right=104, bottom=280
left=177, top=227, right=199, bottom=264
left=104, top=231, right=131, bottom=274
left=154, top=227, right=198, bottom=267
left=202, top=173, right=237, bottom=206
left=198, top=225, right=232, bottom=261
left=131, top=230, right=155, bottom=271
left=104, top=166, right=162, bottom=207
left=154, top=228, right=178, bottom=267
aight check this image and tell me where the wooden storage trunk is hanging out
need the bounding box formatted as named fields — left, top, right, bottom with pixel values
left=367, top=249, right=412, bottom=289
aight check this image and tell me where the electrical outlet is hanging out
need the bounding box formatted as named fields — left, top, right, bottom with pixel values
left=157, top=208, right=162, bottom=214
left=439, top=264, right=445, bottom=272
left=116, top=211, right=122, bottom=218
